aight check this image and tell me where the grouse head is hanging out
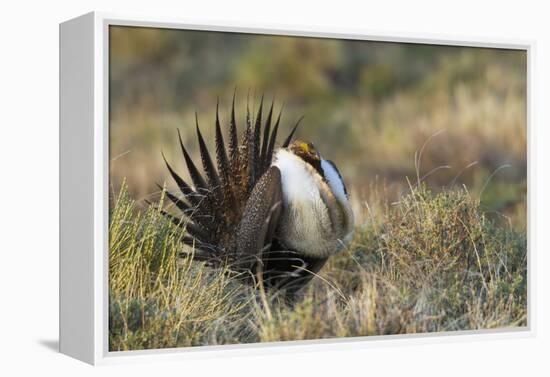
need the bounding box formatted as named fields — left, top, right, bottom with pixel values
left=288, top=140, right=323, bottom=175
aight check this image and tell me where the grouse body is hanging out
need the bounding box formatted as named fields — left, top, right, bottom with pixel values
left=159, top=94, right=354, bottom=298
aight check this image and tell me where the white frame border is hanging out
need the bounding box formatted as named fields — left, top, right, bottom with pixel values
left=63, top=11, right=536, bottom=365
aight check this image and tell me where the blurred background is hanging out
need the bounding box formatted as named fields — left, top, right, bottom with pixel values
left=109, top=26, right=527, bottom=230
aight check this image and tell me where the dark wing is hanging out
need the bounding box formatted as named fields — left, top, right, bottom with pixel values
left=234, top=166, right=282, bottom=273
left=262, top=245, right=328, bottom=299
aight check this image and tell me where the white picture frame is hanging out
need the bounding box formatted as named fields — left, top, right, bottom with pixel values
left=59, top=11, right=535, bottom=365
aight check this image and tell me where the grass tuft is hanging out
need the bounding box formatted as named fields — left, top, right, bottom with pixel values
left=109, top=182, right=527, bottom=350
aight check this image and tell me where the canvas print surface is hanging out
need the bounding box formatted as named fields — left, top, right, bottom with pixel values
left=108, top=25, right=527, bottom=351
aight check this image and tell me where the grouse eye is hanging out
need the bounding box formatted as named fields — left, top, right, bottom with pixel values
left=306, top=143, right=320, bottom=159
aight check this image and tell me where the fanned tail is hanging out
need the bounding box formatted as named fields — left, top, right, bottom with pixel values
left=158, top=93, right=301, bottom=264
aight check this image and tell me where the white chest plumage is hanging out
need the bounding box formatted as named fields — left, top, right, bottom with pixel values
left=273, top=149, right=354, bottom=258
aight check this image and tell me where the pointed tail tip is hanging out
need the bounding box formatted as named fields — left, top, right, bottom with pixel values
left=282, top=116, right=304, bottom=148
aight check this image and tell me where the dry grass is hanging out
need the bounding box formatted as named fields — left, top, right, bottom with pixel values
left=109, top=185, right=251, bottom=350
left=109, top=181, right=527, bottom=351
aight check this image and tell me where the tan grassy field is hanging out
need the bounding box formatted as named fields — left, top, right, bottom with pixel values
left=109, top=180, right=526, bottom=351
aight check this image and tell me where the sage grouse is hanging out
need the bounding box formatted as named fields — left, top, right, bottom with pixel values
left=160, top=95, right=354, bottom=298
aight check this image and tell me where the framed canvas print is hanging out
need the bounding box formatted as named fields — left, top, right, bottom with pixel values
left=59, top=12, right=532, bottom=365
